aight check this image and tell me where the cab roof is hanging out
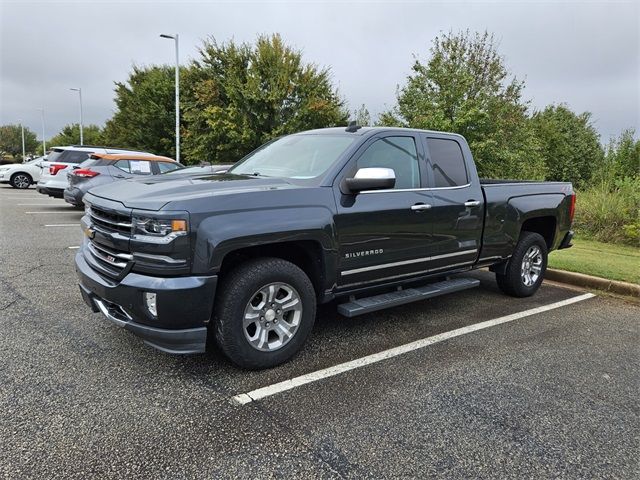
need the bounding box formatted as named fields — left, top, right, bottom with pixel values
left=91, top=153, right=177, bottom=162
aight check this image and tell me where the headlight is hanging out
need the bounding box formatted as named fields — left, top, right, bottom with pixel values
left=132, top=214, right=188, bottom=243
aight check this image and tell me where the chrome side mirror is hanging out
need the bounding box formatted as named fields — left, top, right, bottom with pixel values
left=344, top=167, right=396, bottom=193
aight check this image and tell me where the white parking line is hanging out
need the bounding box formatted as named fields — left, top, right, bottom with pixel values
left=25, top=211, right=77, bottom=214
left=45, top=224, right=78, bottom=227
left=232, top=292, right=596, bottom=405
left=68, top=246, right=80, bottom=249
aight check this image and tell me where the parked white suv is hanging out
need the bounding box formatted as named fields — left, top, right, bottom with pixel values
left=36, top=145, right=150, bottom=198
left=0, top=156, right=47, bottom=189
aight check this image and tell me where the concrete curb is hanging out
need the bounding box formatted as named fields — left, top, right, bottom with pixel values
left=546, top=268, right=640, bottom=298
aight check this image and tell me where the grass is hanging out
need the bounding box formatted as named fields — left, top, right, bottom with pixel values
left=549, top=237, right=640, bottom=284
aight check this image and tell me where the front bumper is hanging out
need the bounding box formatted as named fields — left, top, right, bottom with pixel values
left=36, top=185, right=64, bottom=198
left=75, top=249, right=217, bottom=354
left=64, top=187, right=84, bottom=206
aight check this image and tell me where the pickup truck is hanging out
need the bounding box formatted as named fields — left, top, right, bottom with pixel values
left=75, top=126, right=575, bottom=369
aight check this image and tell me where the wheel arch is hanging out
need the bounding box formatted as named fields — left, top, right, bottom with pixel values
left=520, top=215, right=557, bottom=249
left=218, top=240, right=328, bottom=301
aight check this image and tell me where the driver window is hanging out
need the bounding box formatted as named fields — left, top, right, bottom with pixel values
left=356, top=137, right=420, bottom=189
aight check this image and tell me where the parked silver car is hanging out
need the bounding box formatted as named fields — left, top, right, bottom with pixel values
left=63, top=153, right=183, bottom=207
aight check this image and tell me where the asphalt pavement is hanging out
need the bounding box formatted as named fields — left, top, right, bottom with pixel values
left=1, top=184, right=638, bottom=479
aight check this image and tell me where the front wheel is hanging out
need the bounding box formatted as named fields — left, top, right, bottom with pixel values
left=10, top=173, right=32, bottom=189
left=496, top=232, right=548, bottom=297
left=213, top=257, right=316, bottom=369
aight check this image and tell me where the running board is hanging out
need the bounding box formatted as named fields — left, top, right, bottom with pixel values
left=337, top=277, right=480, bottom=317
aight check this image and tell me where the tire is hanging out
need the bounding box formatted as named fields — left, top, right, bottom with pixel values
left=213, top=257, right=316, bottom=369
left=496, top=232, right=548, bottom=297
left=10, top=172, right=32, bottom=189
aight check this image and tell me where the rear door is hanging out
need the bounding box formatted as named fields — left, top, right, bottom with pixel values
left=422, top=134, right=484, bottom=270
left=333, top=133, right=435, bottom=287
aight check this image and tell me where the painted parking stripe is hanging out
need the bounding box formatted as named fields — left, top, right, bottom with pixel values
left=68, top=246, right=80, bottom=250
left=25, top=211, right=78, bottom=214
left=45, top=224, right=78, bottom=227
left=232, top=293, right=596, bottom=405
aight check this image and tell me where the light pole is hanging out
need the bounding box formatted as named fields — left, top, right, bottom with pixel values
left=37, top=108, right=46, bottom=154
left=18, top=120, right=26, bottom=161
left=70, top=87, right=84, bottom=145
left=160, top=33, right=180, bottom=163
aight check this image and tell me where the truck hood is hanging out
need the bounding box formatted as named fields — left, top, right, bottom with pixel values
left=87, top=173, right=299, bottom=210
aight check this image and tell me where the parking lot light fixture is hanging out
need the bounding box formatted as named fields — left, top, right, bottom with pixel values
left=160, top=33, right=180, bottom=163
left=70, top=88, right=84, bottom=145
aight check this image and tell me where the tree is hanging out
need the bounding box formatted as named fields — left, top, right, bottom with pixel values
left=602, top=129, right=639, bottom=180
left=353, top=104, right=372, bottom=126
left=183, top=34, right=349, bottom=163
left=102, top=65, right=180, bottom=158
left=0, top=124, right=39, bottom=160
left=48, top=124, right=104, bottom=147
left=380, top=30, right=546, bottom=180
left=530, top=105, right=604, bottom=188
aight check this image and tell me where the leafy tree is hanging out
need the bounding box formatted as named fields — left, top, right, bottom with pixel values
left=353, top=104, right=372, bottom=126
left=380, top=30, right=546, bottom=180
left=48, top=124, right=104, bottom=147
left=602, top=129, right=639, bottom=180
left=0, top=124, right=39, bottom=160
left=530, top=105, right=603, bottom=188
left=183, top=34, right=349, bottom=163
left=102, top=65, right=180, bottom=158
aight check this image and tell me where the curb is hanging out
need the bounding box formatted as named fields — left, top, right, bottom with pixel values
left=546, top=268, right=640, bottom=298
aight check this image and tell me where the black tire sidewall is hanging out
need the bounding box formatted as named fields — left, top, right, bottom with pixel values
left=11, top=173, right=31, bottom=189
left=504, top=232, right=548, bottom=297
left=214, top=258, right=316, bottom=369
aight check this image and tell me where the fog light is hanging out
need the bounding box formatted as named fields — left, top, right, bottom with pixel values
left=144, top=292, right=157, bottom=317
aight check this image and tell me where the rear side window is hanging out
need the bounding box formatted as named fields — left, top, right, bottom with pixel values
left=427, top=138, right=468, bottom=187
left=113, top=160, right=130, bottom=173
left=58, top=150, right=93, bottom=164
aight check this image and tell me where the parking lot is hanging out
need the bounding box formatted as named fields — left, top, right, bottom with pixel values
left=0, top=183, right=638, bottom=478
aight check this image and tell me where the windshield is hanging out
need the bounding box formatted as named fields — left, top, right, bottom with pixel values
left=228, top=134, right=356, bottom=179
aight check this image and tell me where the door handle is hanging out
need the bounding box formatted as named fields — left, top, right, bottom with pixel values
left=464, top=200, right=481, bottom=207
left=411, top=203, right=432, bottom=211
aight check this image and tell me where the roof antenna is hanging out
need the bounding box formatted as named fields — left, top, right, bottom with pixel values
left=345, top=120, right=362, bottom=133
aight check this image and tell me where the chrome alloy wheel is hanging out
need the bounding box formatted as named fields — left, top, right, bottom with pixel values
left=13, top=174, right=30, bottom=189
left=243, top=282, right=303, bottom=352
left=521, top=245, right=543, bottom=286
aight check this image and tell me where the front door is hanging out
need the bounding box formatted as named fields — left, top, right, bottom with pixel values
left=333, top=133, right=434, bottom=287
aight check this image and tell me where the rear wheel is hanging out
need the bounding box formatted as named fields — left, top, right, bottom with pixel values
left=213, top=257, right=316, bottom=369
left=10, top=173, right=32, bottom=189
left=496, top=232, right=548, bottom=297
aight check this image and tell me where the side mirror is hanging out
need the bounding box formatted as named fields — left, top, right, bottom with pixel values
left=344, top=167, right=396, bottom=193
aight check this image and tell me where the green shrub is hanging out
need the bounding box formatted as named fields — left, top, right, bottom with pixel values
left=574, top=177, right=640, bottom=246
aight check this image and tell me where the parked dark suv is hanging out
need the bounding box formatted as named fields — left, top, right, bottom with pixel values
left=64, top=153, right=183, bottom=206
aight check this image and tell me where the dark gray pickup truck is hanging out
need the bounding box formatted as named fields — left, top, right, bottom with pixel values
left=75, top=126, right=575, bottom=368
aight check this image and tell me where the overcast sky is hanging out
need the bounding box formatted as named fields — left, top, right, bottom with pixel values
left=1, top=0, right=638, bottom=143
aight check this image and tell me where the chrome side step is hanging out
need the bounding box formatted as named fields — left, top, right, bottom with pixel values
left=337, top=277, right=480, bottom=317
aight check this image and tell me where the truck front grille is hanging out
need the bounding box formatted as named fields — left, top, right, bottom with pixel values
left=86, top=240, right=133, bottom=279
left=88, top=205, right=132, bottom=235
